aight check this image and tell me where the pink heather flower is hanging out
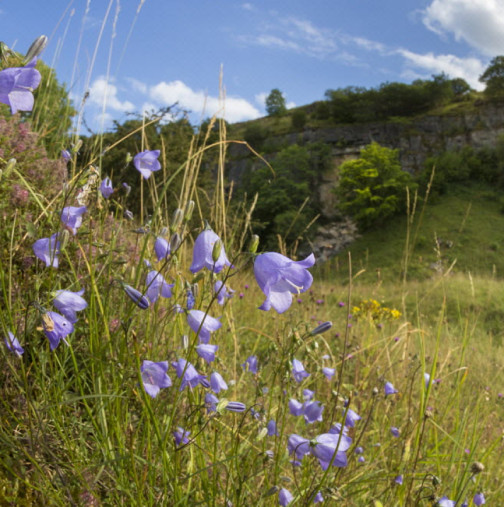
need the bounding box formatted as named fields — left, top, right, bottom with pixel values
left=133, top=149, right=161, bottom=179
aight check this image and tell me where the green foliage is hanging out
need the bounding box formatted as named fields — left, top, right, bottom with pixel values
left=291, top=109, right=307, bottom=130
left=479, top=56, right=504, bottom=97
left=336, top=142, right=415, bottom=229
left=265, top=88, right=287, bottom=116
left=241, top=143, right=330, bottom=248
left=243, top=122, right=269, bottom=149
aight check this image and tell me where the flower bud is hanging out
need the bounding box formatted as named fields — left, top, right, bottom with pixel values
left=59, top=229, right=70, bottom=250
left=72, top=139, right=83, bottom=154
left=192, top=282, right=199, bottom=299
left=122, top=182, right=131, bottom=196
left=124, top=210, right=134, bottom=220
left=3, top=158, right=16, bottom=178
left=470, top=462, right=485, bottom=475
left=25, top=35, right=48, bottom=62
left=181, top=334, right=189, bottom=349
left=212, top=240, right=222, bottom=263
left=122, top=283, right=150, bottom=310
left=171, top=208, right=183, bottom=230
left=225, top=401, right=246, bottom=413
left=249, top=234, right=259, bottom=254
left=160, top=227, right=168, bottom=236
left=184, top=200, right=195, bottom=221
left=126, top=152, right=133, bottom=164
left=169, top=232, right=181, bottom=252
left=310, top=321, right=332, bottom=336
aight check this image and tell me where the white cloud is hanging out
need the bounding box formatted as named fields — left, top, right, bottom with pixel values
left=286, top=101, right=296, bottom=109
left=242, top=3, right=254, bottom=11
left=127, top=77, right=148, bottom=94
left=149, top=80, right=261, bottom=123
left=255, top=92, right=268, bottom=107
left=423, top=0, right=504, bottom=55
left=88, top=77, right=134, bottom=112
left=397, top=49, right=486, bottom=90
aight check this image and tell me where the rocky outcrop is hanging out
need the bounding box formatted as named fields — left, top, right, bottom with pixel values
left=308, top=218, right=360, bottom=262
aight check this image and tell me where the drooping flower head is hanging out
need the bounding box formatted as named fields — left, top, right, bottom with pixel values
left=292, top=358, right=310, bottom=383
left=303, top=400, right=324, bottom=424
left=100, top=177, right=114, bottom=198
left=171, top=358, right=207, bottom=391
left=140, top=360, right=172, bottom=398
left=384, top=381, right=399, bottom=396
left=289, top=398, right=304, bottom=417
left=173, top=427, right=191, bottom=447
left=241, top=355, right=258, bottom=374
left=187, top=309, right=222, bottom=344
left=267, top=419, right=279, bottom=436
left=42, top=311, right=74, bottom=350
left=344, top=408, right=361, bottom=428
left=61, top=149, right=71, bottom=162
left=254, top=252, right=315, bottom=313
left=287, top=434, right=311, bottom=462
left=145, top=270, right=173, bottom=303
left=4, top=331, right=24, bottom=356
left=122, top=283, right=150, bottom=309
left=154, top=236, right=170, bottom=261
left=33, top=233, right=60, bottom=268
left=278, top=488, right=293, bottom=506
left=196, top=343, right=219, bottom=363
left=61, top=206, right=87, bottom=235
left=53, top=288, right=88, bottom=323
left=214, top=280, right=235, bottom=305
left=0, top=58, right=41, bottom=114
left=190, top=229, right=232, bottom=274
left=205, top=392, right=219, bottom=413
left=322, top=367, right=336, bottom=380
left=437, top=497, right=456, bottom=507
left=133, top=149, right=161, bottom=179
left=473, top=493, right=485, bottom=506
left=210, top=371, right=228, bottom=393
left=391, top=426, right=400, bottom=437
left=395, top=475, right=403, bottom=485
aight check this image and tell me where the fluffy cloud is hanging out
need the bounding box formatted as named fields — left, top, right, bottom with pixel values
left=88, top=78, right=134, bottom=112
left=397, top=49, right=486, bottom=90
left=423, top=0, right=504, bottom=55
left=149, top=80, right=261, bottom=123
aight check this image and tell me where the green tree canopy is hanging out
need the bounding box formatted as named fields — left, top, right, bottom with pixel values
left=336, top=142, right=415, bottom=229
left=479, top=56, right=504, bottom=97
left=265, top=88, right=287, bottom=116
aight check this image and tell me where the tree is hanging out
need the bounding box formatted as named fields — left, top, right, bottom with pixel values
left=265, top=88, right=287, bottom=116
left=479, top=56, right=504, bottom=97
left=336, top=142, right=415, bottom=229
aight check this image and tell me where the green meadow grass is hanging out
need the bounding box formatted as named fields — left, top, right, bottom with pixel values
left=1, top=21, right=503, bottom=507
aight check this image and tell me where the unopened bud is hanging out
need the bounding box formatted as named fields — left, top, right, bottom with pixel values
left=3, top=158, right=16, bottom=178
left=263, top=486, right=279, bottom=498
left=212, top=240, right=222, bottom=263
left=122, top=182, right=131, bottom=196
left=184, top=200, right=195, bottom=221
left=432, top=475, right=441, bottom=486
left=192, top=282, right=199, bottom=299
left=25, top=35, right=48, bottom=62
left=372, top=387, right=379, bottom=396
left=424, top=409, right=433, bottom=419
left=171, top=208, right=183, bottom=229
left=170, top=232, right=181, bottom=252
left=72, top=139, right=83, bottom=154
left=249, top=234, right=259, bottom=254
left=257, top=427, right=268, bottom=441
left=126, top=152, right=133, bottom=164
left=181, top=335, right=189, bottom=349
left=160, top=226, right=168, bottom=236
left=310, top=321, right=332, bottom=336
left=124, top=210, right=134, bottom=220
left=470, top=462, right=485, bottom=475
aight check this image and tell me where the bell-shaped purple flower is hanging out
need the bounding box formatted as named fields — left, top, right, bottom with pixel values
left=210, top=371, right=228, bottom=393
left=172, top=358, right=207, bottom=391
left=287, top=434, right=310, bottom=461
left=391, top=426, right=400, bottom=437
left=100, top=177, right=114, bottom=198
left=53, top=288, right=87, bottom=323
left=303, top=400, right=324, bottom=424
left=187, top=309, right=222, bottom=344
left=437, top=497, right=456, bottom=507
left=173, top=427, right=190, bottom=446
left=289, top=398, right=304, bottom=417
left=344, top=408, right=361, bottom=428
left=145, top=270, right=173, bottom=303
left=303, top=389, right=314, bottom=401
left=267, top=419, right=278, bottom=436
left=42, top=311, right=74, bottom=350
left=190, top=229, right=232, bottom=274
left=196, top=343, right=218, bottom=364
left=311, top=432, right=352, bottom=470
left=395, top=475, right=403, bottom=485
left=61, top=206, right=87, bottom=235
left=254, top=252, right=315, bottom=314
left=61, top=149, right=71, bottom=162
left=133, top=149, right=161, bottom=179
left=214, top=280, right=235, bottom=305
left=473, top=493, right=485, bottom=506
left=329, top=423, right=349, bottom=436
left=292, top=358, right=310, bottom=383
left=0, top=57, right=41, bottom=114
left=33, top=233, right=60, bottom=268
left=154, top=236, right=170, bottom=261
left=241, top=355, right=258, bottom=374
left=385, top=381, right=398, bottom=396
left=4, top=331, right=24, bottom=356
left=205, top=392, right=219, bottom=413
left=140, top=360, right=172, bottom=398
left=424, top=372, right=431, bottom=389
left=322, top=367, right=336, bottom=380
left=312, top=491, right=324, bottom=504
left=279, top=488, right=293, bottom=506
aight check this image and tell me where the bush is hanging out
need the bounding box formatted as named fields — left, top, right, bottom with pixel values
left=291, top=110, right=307, bottom=130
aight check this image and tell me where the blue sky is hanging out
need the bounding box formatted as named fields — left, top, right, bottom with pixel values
left=2, top=0, right=504, bottom=132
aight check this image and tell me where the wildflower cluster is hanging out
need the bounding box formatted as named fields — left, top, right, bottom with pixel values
left=352, top=298, right=402, bottom=323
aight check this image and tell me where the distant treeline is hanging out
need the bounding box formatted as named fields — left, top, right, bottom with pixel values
left=316, top=74, right=473, bottom=123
